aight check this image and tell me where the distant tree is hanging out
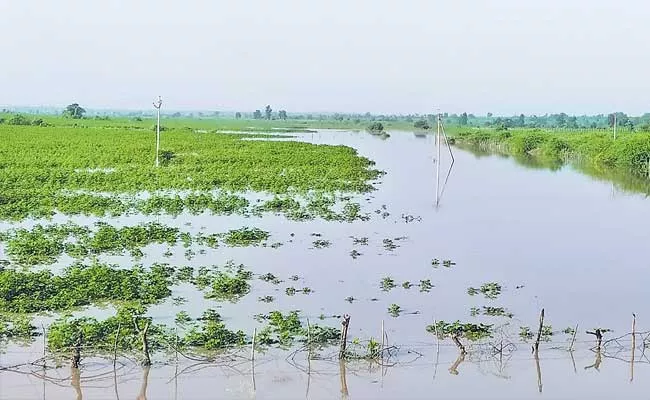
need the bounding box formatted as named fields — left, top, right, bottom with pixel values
left=264, top=105, right=272, bottom=120
left=555, top=113, right=568, bottom=127
left=7, top=114, right=31, bottom=126
left=253, top=110, right=262, bottom=119
left=567, top=116, right=578, bottom=129
left=608, top=112, right=629, bottom=128
left=235, top=112, right=242, bottom=119
left=62, top=103, right=86, bottom=119
left=414, top=119, right=430, bottom=129
left=278, top=110, right=287, bottom=120
left=517, top=114, right=525, bottom=127
left=487, top=112, right=493, bottom=118
left=171, top=112, right=182, bottom=118
left=459, top=112, right=468, bottom=126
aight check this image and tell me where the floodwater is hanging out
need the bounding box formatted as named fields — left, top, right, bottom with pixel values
left=1, top=130, right=650, bottom=399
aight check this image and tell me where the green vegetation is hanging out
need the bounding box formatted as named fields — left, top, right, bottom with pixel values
left=0, top=263, right=172, bottom=313
left=0, top=222, right=273, bottom=266
left=467, top=282, right=502, bottom=299
left=470, top=306, right=514, bottom=319
left=193, top=262, right=253, bottom=302
left=453, top=128, right=650, bottom=177
left=426, top=321, right=493, bottom=341
left=0, top=122, right=381, bottom=220
left=380, top=277, right=396, bottom=291
left=388, top=304, right=402, bottom=317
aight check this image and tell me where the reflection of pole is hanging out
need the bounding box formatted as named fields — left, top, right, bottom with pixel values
left=436, top=114, right=441, bottom=207
left=153, top=96, right=163, bottom=167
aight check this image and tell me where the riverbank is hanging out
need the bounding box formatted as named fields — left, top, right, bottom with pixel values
left=451, top=128, right=650, bottom=178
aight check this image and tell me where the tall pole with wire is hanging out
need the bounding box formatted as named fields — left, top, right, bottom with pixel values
left=153, top=96, right=163, bottom=167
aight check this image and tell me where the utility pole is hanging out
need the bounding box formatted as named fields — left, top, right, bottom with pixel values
left=153, top=96, right=163, bottom=167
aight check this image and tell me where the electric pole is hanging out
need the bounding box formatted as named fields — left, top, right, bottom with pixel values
left=153, top=96, right=162, bottom=167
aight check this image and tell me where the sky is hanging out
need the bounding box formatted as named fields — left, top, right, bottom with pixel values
left=1, top=0, right=649, bottom=115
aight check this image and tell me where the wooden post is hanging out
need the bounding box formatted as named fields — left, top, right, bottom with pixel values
left=251, top=327, right=257, bottom=392
left=586, top=329, right=603, bottom=350
left=133, top=318, right=151, bottom=367
left=452, top=334, right=466, bottom=355
left=339, top=314, right=351, bottom=360
left=72, top=332, right=82, bottom=369
left=113, top=322, right=121, bottom=367
left=534, top=308, right=545, bottom=354
left=568, top=323, right=578, bottom=352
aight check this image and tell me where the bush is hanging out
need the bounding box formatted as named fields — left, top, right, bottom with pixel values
left=7, top=114, right=31, bottom=126
left=414, top=120, right=430, bottom=130
left=367, top=122, right=384, bottom=132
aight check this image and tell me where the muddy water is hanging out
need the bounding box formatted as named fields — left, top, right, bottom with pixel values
left=1, top=130, right=650, bottom=399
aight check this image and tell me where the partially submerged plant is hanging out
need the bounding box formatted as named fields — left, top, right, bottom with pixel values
left=388, top=304, right=402, bottom=317
left=467, top=282, right=502, bottom=299
left=380, top=277, right=396, bottom=291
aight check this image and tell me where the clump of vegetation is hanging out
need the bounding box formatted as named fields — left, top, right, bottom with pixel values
left=402, top=281, right=413, bottom=289
left=519, top=325, right=553, bottom=341
left=419, top=279, right=433, bottom=292
left=414, top=119, right=430, bottom=130
left=380, top=277, right=396, bottom=291
left=350, top=250, right=362, bottom=259
left=426, top=321, right=493, bottom=342
left=382, top=238, right=399, bottom=251
left=285, top=287, right=297, bottom=296
left=351, top=236, right=368, bottom=245
left=222, top=227, right=269, bottom=247
left=443, top=260, right=456, bottom=268
left=256, top=311, right=339, bottom=348
left=259, top=273, right=282, bottom=285
left=258, top=296, right=274, bottom=303
left=193, top=262, right=253, bottom=302
left=388, top=304, right=402, bottom=317
left=431, top=259, right=440, bottom=267
left=0, top=263, right=173, bottom=313
left=183, top=309, right=247, bottom=350
left=312, top=239, right=331, bottom=249
left=467, top=282, right=502, bottom=299
left=367, top=122, right=385, bottom=133
left=470, top=306, right=514, bottom=319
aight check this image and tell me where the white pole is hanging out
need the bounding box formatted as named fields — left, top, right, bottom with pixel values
left=154, top=96, right=162, bottom=167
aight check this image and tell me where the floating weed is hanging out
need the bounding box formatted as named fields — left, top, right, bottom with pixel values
left=401, top=214, right=422, bottom=223
left=467, top=282, right=502, bottom=299
left=431, top=259, right=440, bottom=267
left=259, top=273, right=282, bottom=285
left=563, top=327, right=576, bottom=335
left=301, top=287, right=313, bottom=294
left=258, top=296, right=275, bottom=303
left=426, top=321, right=493, bottom=341
left=270, top=242, right=283, bottom=249
left=163, top=249, right=173, bottom=257
left=312, top=240, right=331, bottom=249
left=471, top=306, right=514, bottom=319
left=419, top=279, right=433, bottom=292
left=443, top=260, right=456, bottom=268
left=345, top=296, right=355, bottom=303
left=402, top=281, right=413, bottom=289
left=350, top=250, right=362, bottom=259
left=172, top=296, right=188, bottom=306
left=380, top=277, right=396, bottom=291
left=388, top=304, right=402, bottom=317
left=195, top=262, right=253, bottom=302
left=289, top=275, right=300, bottom=281
left=519, top=325, right=553, bottom=342
left=222, top=227, right=269, bottom=247
left=285, top=287, right=297, bottom=296
left=184, top=249, right=196, bottom=260
left=350, top=236, right=368, bottom=246
left=382, top=239, right=398, bottom=251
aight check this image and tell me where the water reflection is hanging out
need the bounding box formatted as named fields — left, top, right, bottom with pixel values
left=457, top=143, right=650, bottom=196
left=137, top=366, right=150, bottom=400
left=448, top=351, right=465, bottom=376
left=71, top=366, right=82, bottom=400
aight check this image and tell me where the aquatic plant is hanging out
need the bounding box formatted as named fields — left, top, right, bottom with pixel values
left=467, top=282, right=502, bottom=299
left=380, top=277, right=396, bottom=291
left=426, top=321, right=493, bottom=342
left=388, top=304, right=402, bottom=317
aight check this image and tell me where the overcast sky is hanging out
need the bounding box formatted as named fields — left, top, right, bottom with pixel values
left=1, top=0, right=648, bottom=115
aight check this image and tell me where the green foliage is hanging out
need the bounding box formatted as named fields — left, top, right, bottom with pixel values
left=426, top=321, right=493, bottom=341
left=367, top=122, right=385, bottom=132
left=0, top=125, right=380, bottom=220
left=380, top=277, right=396, bottom=291
left=0, top=263, right=173, bottom=313
left=222, top=227, right=269, bottom=247
left=183, top=309, right=246, bottom=349
left=467, top=282, right=502, bottom=299
left=388, top=304, right=402, bottom=317
left=414, top=119, right=430, bottom=129
left=194, top=262, right=253, bottom=302
left=62, top=104, right=86, bottom=119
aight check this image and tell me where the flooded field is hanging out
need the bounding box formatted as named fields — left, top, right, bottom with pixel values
left=1, top=130, right=650, bottom=399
